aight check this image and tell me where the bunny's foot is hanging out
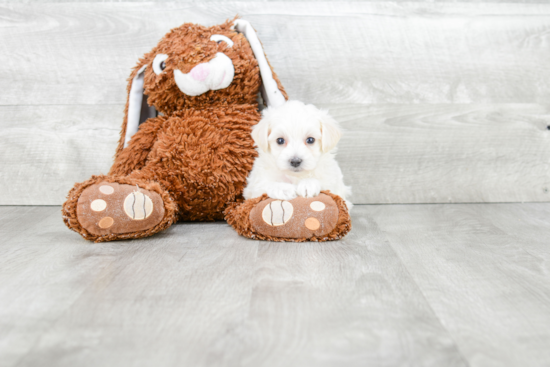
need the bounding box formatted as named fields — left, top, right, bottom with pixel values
left=225, top=191, right=351, bottom=242
left=62, top=175, right=177, bottom=242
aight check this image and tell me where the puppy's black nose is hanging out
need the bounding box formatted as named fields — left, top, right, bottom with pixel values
left=290, top=158, right=302, bottom=167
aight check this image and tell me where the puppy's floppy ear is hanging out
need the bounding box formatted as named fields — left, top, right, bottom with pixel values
left=320, top=110, right=342, bottom=152
left=251, top=117, right=270, bottom=152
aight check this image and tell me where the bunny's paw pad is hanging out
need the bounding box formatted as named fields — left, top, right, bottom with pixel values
left=249, top=194, right=339, bottom=239
left=76, top=182, right=165, bottom=236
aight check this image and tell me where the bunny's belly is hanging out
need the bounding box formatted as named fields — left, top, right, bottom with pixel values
left=150, top=105, right=260, bottom=221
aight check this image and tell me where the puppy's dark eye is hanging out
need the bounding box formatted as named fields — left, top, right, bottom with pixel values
left=277, top=138, right=285, bottom=145
left=306, top=137, right=315, bottom=144
left=160, top=61, right=166, bottom=71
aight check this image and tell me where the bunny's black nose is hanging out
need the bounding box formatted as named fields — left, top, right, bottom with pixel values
left=290, top=158, right=302, bottom=167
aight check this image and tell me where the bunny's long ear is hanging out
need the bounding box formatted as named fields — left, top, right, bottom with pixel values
left=233, top=20, right=288, bottom=108
left=114, top=64, right=157, bottom=157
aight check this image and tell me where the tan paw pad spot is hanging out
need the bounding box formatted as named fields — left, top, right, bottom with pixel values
left=90, top=199, right=107, bottom=212
left=305, top=217, right=320, bottom=231
left=98, top=217, right=114, bottom=229
left=262, top=200, right=293, bottom=226
left=310, top=201, right=326, bottom=211
left=99, top=185, right=115, bottom=195
left=123, top=191, right=154, bottom=220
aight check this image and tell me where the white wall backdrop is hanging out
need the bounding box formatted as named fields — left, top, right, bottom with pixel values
left=1, top=2, right=549, bottom=205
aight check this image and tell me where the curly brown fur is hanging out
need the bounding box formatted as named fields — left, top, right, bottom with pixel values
left=109, top=117, right=164, bottom=177
left=122, top=105, right=261, bottom=221
left=114, top=18, right=287, bottom=159
left=63, top=17, right=289, bottom=242
left=224, top=191, right=352, bottom=242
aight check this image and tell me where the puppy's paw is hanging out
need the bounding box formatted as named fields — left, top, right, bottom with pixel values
left=296, top=178, right=321, bottom=198
left=267, top=183, right=297, bottom=201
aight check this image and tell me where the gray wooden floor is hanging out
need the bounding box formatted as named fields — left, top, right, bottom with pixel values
left=2, top=2, right=548, bottom=365
left=1, top=204, right=549, bottom=367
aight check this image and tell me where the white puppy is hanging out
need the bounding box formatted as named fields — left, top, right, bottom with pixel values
left=244, top=100, right=352, bottom=209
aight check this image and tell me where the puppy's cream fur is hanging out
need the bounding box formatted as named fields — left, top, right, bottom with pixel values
left=244, top=100, right=352, bottom=209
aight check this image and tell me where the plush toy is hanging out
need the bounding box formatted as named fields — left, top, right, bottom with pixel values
left=62, top=18, right=351, bottom=242
left=225, top=192, right=351, bottom=242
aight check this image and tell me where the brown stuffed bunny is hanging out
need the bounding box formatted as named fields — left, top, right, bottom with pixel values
left=62, top=18, right=351, bottom=242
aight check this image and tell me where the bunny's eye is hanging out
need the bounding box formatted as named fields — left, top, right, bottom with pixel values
left=210, top=35, right=234, bottom=48
left=152, top=54, right=168, bottom=75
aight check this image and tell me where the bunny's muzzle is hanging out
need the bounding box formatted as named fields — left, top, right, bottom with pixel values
left=174, top=53, right=235, bottom=96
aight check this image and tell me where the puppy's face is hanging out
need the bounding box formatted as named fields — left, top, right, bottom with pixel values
left=252, top=101, right=342, bottom=173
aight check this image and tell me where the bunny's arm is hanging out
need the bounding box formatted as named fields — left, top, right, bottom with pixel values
left=108, top=116, right=166, bottom=177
